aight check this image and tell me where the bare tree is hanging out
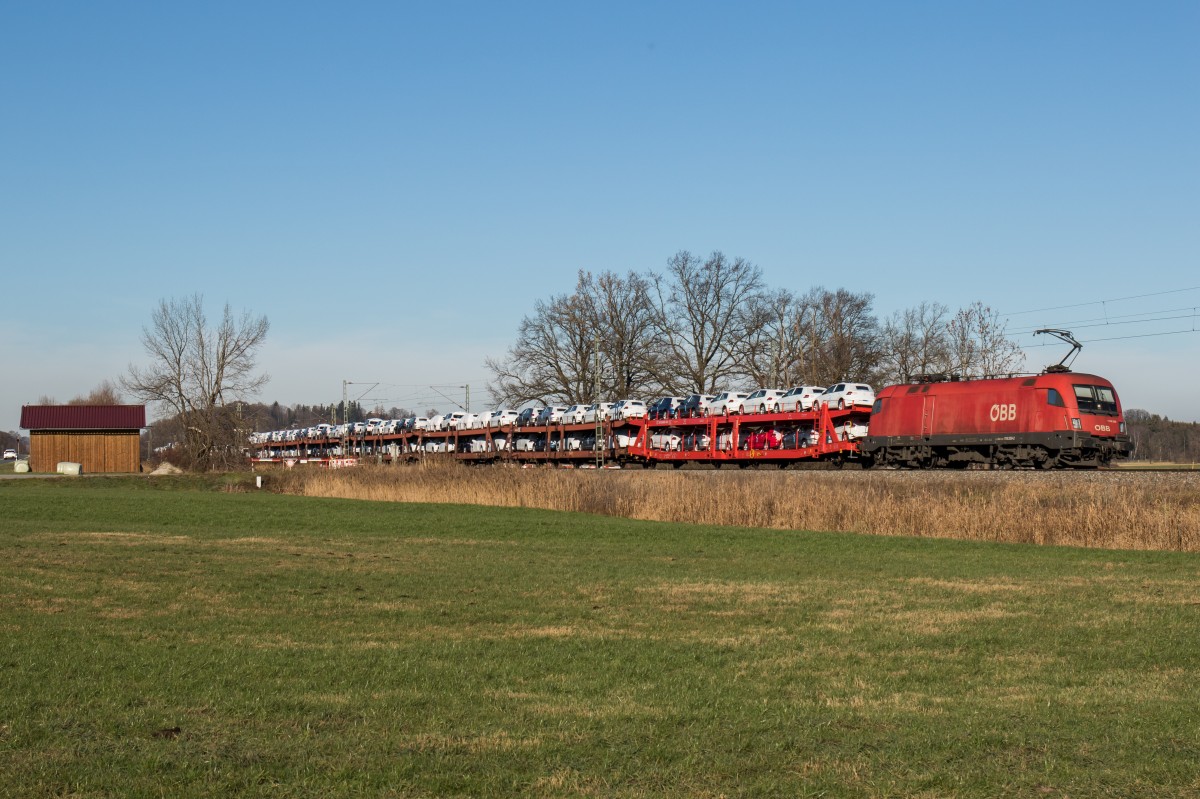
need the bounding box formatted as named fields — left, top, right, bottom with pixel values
left=579, top=270, right=660, bottom=399
left=649, top=251, right=763, bottom=394
left=573, top=271, right=662, bottom=398
left=734, top=287, right=817, bottom=388
left=123, top=295, right=270, bottom=470
left=68, top=379, right=124, bottom=405
left=946, top=301, right=1024, bottom=378
left=878, top=301, right=951, bottom=384
left=487, top=270, right=661, bottom=406
left=804, top=287, right=883, bottom=386
left=486, top=288, right=598, bottom=406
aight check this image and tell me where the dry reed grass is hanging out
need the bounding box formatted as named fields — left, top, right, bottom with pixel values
left=271, top=461, right=1200, bottom=551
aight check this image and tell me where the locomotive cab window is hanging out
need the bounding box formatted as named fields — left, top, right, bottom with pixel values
left=1073, top=384, right=1118, bottom=415
left=1047, top=388, right=1065, bottom=407
left=871, top=399, right=883, bottom=415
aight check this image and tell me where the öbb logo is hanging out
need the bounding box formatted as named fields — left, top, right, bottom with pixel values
left=989, top=403, right=1017, bottom=422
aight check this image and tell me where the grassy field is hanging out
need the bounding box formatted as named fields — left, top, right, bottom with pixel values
left=2, top=475, right=1199, bottom=797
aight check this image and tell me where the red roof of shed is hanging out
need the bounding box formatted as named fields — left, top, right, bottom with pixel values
left=20, top=405, right=146, bottom=430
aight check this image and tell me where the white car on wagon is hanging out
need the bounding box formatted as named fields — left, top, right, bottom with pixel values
left=709, top=391, right=750, bottom=416
left=613, top=399, right=647, bottom=420
left=489, top=409, right=521, bottom=427
left=564, top=404, right=590, bottom=424
left=818, top=383, right=875, bottom=411
left=741, top=388, right=787, bottom=415
left=780, top=385, right=826, bottom=412
left=583, top=402, right=616, bottom=423
left=444, top=412, right=469, bottom=430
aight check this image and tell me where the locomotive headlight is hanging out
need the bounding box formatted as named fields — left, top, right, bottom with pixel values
left=1071, top=418, right=1082, bottom=430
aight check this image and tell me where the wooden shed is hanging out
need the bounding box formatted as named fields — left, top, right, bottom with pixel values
left=19, top=405, right=146, bottom=473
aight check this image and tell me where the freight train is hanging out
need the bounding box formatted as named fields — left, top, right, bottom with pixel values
left=249, top=369, right=1132, bottom=470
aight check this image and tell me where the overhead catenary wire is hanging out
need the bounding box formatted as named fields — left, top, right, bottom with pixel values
left=1002, top=282, right=1200, bottom=351
left=1008, top=305, right=1200, bottom=335
left=1010, top=309, right=1200, bottom=337
left=331, top=378, right=488, bottom=417
left=1018, top=327, right=1200, bottom=348
left=1003, top=285, right=1200, bottom=316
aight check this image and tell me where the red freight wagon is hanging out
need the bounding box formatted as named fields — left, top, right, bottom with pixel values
left=860, top=372, right=1133, bottom=469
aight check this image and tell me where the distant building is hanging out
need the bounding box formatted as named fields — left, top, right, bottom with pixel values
left=19, top=405, right=146, bottom=473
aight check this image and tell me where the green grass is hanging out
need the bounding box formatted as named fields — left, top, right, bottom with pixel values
left=1, top=477, right=1199, bottom=797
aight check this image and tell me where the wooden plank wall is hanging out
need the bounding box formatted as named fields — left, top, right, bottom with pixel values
left=29, top=431, right=141, bottom=473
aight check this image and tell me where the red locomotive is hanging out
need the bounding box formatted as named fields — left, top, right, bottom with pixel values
left=860, top=370, right=1133, bottom=469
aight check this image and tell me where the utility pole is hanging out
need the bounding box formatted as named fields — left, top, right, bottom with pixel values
left=429, top=384, right=471, bottom=414
left=341, top=380, right=348, bottom=456
left=594, top=340, right=604, bottom=468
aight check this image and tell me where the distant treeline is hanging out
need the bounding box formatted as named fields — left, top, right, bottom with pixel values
left=248, top=401, right=422, bottom=430
left=1125, top=410, right=1200, bottom=463
left=1, top=430, right=26, bottom=452
left=143, top=400, right=423, bottom=453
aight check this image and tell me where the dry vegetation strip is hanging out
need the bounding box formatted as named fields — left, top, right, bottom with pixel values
left=276, top=462, right=1200, bottom=551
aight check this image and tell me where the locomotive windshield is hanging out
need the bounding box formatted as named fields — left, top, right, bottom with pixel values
left=1072, top=384, right=1118, bottom=415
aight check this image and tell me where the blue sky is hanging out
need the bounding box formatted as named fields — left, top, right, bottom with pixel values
left=3, top=1, right=1198, bottom=431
